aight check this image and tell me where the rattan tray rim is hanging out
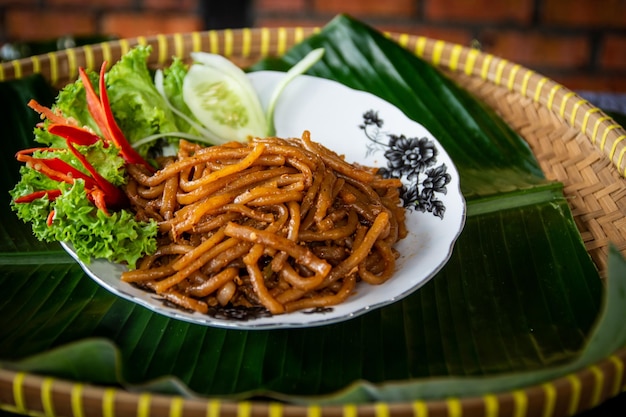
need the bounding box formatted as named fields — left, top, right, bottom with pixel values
left=1, top=26, right=625, bottom=417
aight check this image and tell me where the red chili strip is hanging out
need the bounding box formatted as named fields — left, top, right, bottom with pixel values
left=65, top=140, right=128, bottom=210
left=46, top=210, right=56, bottom=226
left=17, top=153, right=94, bottom=186
left=16, top=147, right=62, bottom=158
left=48, top=124, right=101, bottom=147
left=14, top=189, right=62, bottom=203
left=27, top=100, right=76, bottom=126
left=87, top=188, right=109, bottom=214
left=79, top=64, right=154, bottom=172
left=79, top=66, right=109, bottom=139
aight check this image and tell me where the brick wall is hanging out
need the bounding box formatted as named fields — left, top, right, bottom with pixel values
left=1, top=0, right=625, bottom=93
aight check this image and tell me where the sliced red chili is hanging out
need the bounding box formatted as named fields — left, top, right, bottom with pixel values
left=79, top=66, right=109, bottom=139
left=65, top=139, right=128, bottom=210
left=46, top=210, right=55, bottom=226
left=79, top=64, right=154, bottom=172
left=14, top=189, right=62, bottom=203
left=88, top=188, right=109, bottom=215
left=17, top=153, right=94, bottom=186
left=16, top=147, right=63, bottom=158
left=48, top=124, right=101, bottom=147
left=27, top=100, right=75, bottom=126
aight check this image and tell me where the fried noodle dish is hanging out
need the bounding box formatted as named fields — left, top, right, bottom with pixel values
left=121, top=131, right=407, bottom=315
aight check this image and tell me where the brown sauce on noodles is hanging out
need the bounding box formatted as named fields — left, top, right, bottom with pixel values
left=121, top=131, right=407, bottom=316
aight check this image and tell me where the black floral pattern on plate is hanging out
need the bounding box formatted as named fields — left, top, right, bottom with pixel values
left=359, top=110, right=451, bottom=219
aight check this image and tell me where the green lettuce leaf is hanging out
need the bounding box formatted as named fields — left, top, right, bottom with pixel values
left=10, top=179, right=157, bottom=268
left=161, top=57, right=197, bottom=133
left=104, top=45, right=180, bottom=154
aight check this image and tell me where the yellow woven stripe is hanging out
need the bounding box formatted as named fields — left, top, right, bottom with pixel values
left=261, top=27, right=270, bottom=56
left=591, top=116, right=611, bottom=145
left=375, top=402, right=389, bottom=417
left=31, top=54, right=41, bottom=75
left=494, top=59, right=507, bottom=86
left=605, top=127, right=624, bottom=157
left=206, top=399, right=221, bottom=417
left=610, top=355, right=625, bottom=395
left=83, top=45, right=94, bottom=71
left=294, top=27, right=305, bottom=44
left=11, top=59, right=22, bottom=80
left=541, top=383, right=556, bottom=417
left=412, top=400, right=428, bottom=417
left=448, top=44, right=462, bottom=71
left=480, top=54, right=493, bottom=80
left=397, top=33, right=410, bottom=48
left=138, top=393, right=152, bottom=417
left=590, top=366, right=605, bottom=407
left=446, top=398, right=462, bottom=417
left=71, top=384, right=85, bottom=417
left=101, top=41, right=112, bottom=67
left=47, top=52, right=58, bottom=85
left=102, top=388, right=116, bottom=417
left=224, top=29, right=233, bottom=57
left=0, top=63, right=4, bottom=81
left=209, top=30, right=219, bottom=54
left=136, top=36, right=148, bottom=46
left=569, top=99, right=588, bottom=127
left=11, top=372, right=27, bottom=413
left=307, top=404, right=322, bottom=417
left=533, top=77, right=548, bottom=103
left=66, top=47, right=77, bottom=80
left=512, top=390, right=528, bottom=417
left=169, top=396, right=184, bottom=417
left=464, top=48, right=479, bottom=76
left=174, top=32, right=184, bottom=58
left=242, top=28, right=251, bottom=57
left=547, top=84, right=563, bottom=111
left=238, top=401, right=251, bottom=417
left=520, top=69, right=534, bottom=97
left=137, top=393, right=152, bottom=417
left=191, top=31, right=202, bottom=52
left=559, top=91, right=576, bottom=119
left=41, top=377, right=55, bottom=417
left=507, top=64, right=520, bottom=91
left=343, top=404, right=357, bottom=417
left=277, top=27, right=288, bottom=55
left=484, top=394, right=499, bottom=417
left=119, top=38, right=130, bottom=57
left=431, top=40, right=445, bottom=66
left=415, top=36, right=427, bottom=57
left=269, top=402, right=283, bottom=417
left=617, top=141, right=626, bottom=176
left=157, top=34, right=168, bottom=64
left=566, top=375, right=582, bottom=416
left=582, top=108, right=601, bottom=133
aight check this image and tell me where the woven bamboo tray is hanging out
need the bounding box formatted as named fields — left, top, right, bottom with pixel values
left=1, top=26, right=626, bottom=417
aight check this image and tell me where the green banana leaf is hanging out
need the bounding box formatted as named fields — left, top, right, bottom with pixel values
left=0, top=14, right=621, bottom=404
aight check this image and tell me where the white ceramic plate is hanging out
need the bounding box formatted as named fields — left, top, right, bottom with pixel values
left=62, top=71, right=466, bottom=329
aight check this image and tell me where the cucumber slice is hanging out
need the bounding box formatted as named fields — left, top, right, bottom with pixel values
left=182, top=49, right=325, bottom=144
left=183, top=52, right=267, bottom=143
